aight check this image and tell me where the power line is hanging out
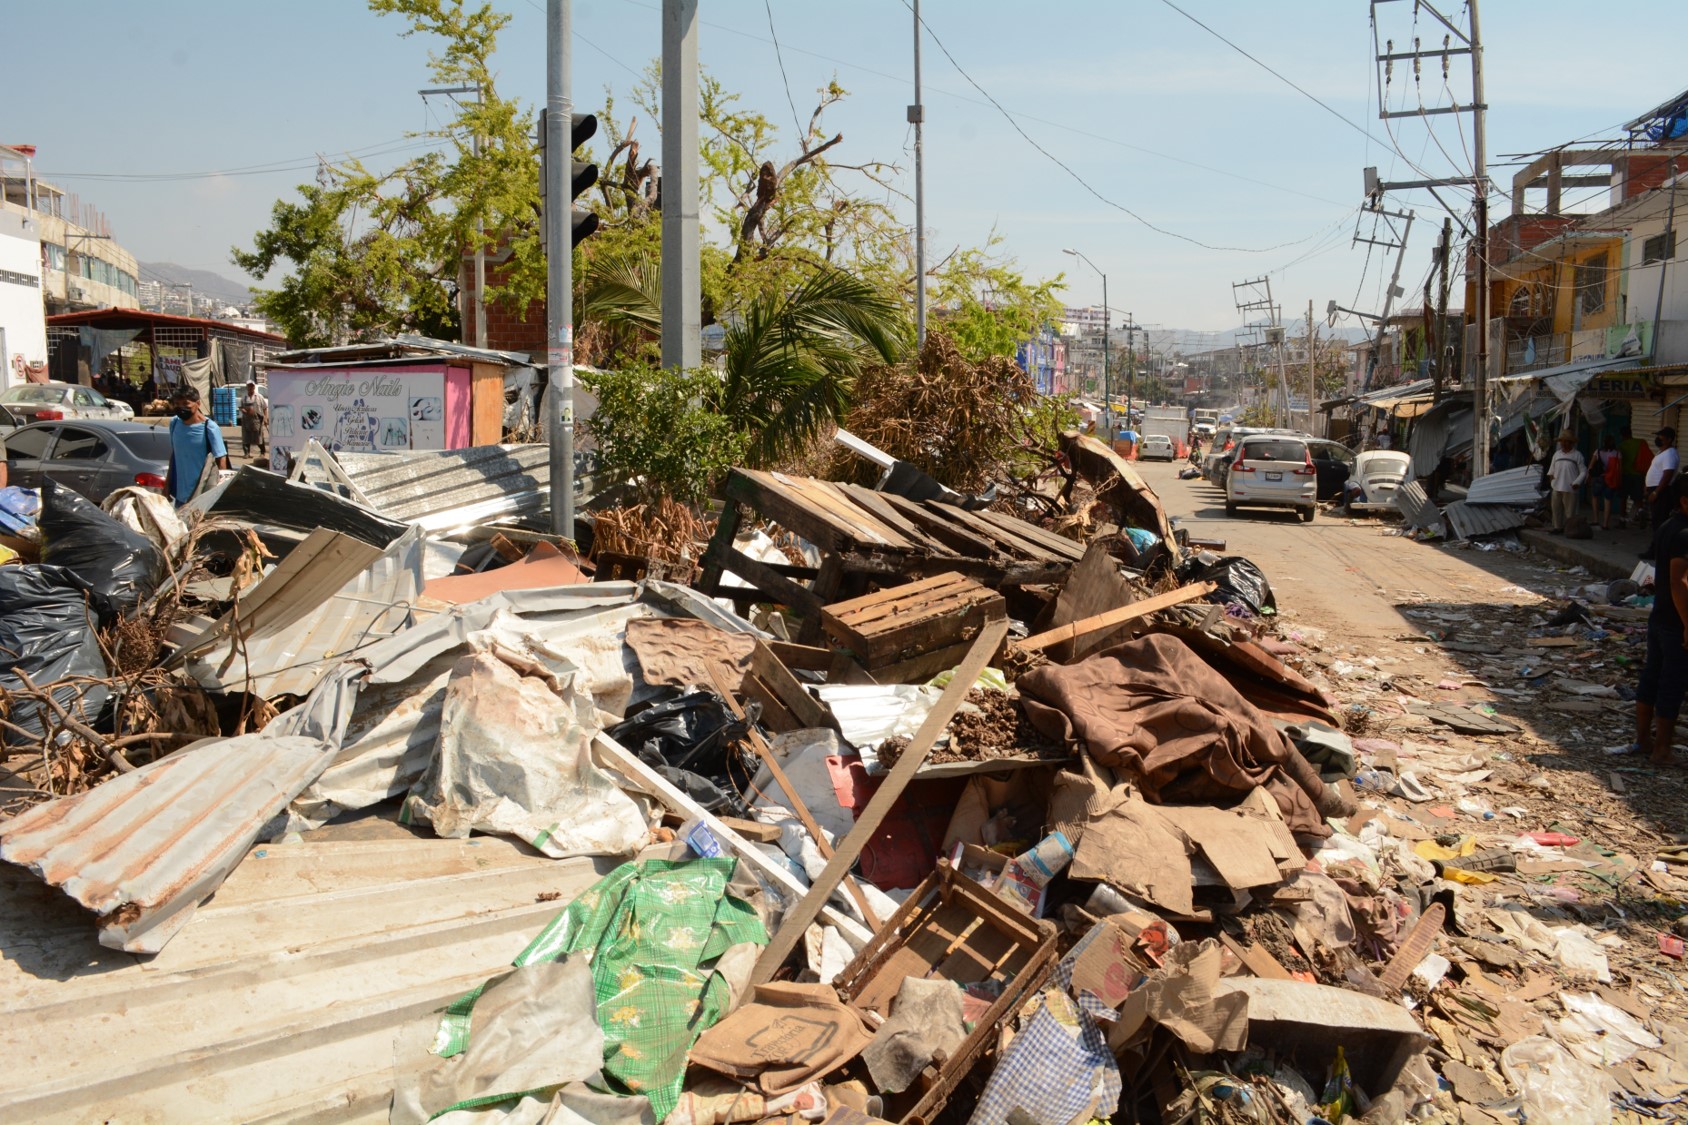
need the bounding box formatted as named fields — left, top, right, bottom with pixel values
left=40, top=137, right=440, bottom=183
left=902, top=0, right=1344, bottom=254
left=761, top=0, right=807, bottom=143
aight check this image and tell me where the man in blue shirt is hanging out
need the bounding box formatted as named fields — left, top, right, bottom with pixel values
left=166, top=385, right=230, bottom=507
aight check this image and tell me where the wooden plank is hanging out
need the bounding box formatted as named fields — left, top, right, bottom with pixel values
left=965, top=507, right=1086, bottom=562
left=695, top=499, right=744, bottom=596
left=871, top=491, right=999, bottom=558
left=765, top=641, right=835, bottom=672
left=823, top=574, right=1004, bottom=666
left=750, top=641, right=839, bottom=732
left=714, top=548, right=826, bottom=620
left=870, top=640, right=973, bottom=685
left=1015, top=582, right=1217, bottom=653
left=706, top=665, right=882, bottom=931
left=788, top=476, right=921, bottom=551
left=724, top=470, right=853, bottom=553
left=750, top=618, right=1011, bottom=983
left=926, top=503, right=1061, bottom=562
left=591, top=732, right=874, bottom=947
left=840, top=486, right=955, bottom=555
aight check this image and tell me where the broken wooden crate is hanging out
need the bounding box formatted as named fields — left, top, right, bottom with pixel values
left=821, top=572, right=1006, bottom=676
left=831, top=860, right=1057, bottom=1125
left=698, top=468, right=1082, bottom=642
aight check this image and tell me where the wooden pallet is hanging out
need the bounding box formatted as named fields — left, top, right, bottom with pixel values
left=821, top=572, right=1006, bottom=669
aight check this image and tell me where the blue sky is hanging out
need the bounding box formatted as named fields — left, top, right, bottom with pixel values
left=8, top=0, right=1678, bottom=336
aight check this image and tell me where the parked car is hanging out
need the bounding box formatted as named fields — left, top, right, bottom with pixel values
left=0, top=381, right=126, bottom=424
left=4, top=419, right=172, bottom=503
left=1139, top=434, right=1177, bottom=461
left=1206, top=426, right=1305, bottom=491
left=1306, top=438, right=1357, bottom=502
left=1344, top=450, right=1413, bottom=513
left=1225, top=434, right=1317, bottom=522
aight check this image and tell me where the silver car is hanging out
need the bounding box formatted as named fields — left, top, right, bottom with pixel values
left=0, top=381, right=125, bottom=424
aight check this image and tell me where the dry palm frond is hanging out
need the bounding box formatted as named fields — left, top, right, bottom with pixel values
left=590, top=497, right=714, bottom=564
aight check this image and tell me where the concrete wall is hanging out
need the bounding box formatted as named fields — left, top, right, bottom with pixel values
left=0, top=210, right=47, bottom=389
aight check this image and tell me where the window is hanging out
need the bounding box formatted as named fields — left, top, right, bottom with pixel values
left=1644, top=230, right=1678, bottom=265
left=1242, top=439, right=1308, bottom=462
left=72, top=389, right=94, bottom=406
left=2, top=385, right=66, bottom=405
left=52, top=429, right=108, bottom=461
left=1577, top=252, right=1609, bottom=317
left=116, top=430, right=174, bottom=461
left=6, top=427, right=55, bottom=460
left=42, top=243, right=65, bottom=272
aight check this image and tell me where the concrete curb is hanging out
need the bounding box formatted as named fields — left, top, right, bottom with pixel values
left=1517, top=528, right=1639, bottom=580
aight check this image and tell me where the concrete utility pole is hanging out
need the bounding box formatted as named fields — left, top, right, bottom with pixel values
left=545, top=0, right=575, bottom=536
left=661, top=0, right=701, bottom=370
left=1470, top=0, right=1490, bottom=477
left=911, top=0, right=927, bottom=347
left=1307, top=299, right=1318, bottom=435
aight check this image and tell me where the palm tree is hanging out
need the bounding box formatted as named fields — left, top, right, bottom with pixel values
left=720, top=268, right=910, bottom=464
left=581, top=252, right=911, bottom=465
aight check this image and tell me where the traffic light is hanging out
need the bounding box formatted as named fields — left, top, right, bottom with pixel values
left=538, top=109, right=600, bottom=246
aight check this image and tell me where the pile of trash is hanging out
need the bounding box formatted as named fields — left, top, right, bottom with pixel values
left=0, top=433, right=1681, bottom=1125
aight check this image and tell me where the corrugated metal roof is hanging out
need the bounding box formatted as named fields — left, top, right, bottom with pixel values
left=1392, top=480, right=1443, bottom=532
left=1465, top=464, right=1546, bottom=507
left=296, top=444, right=554, bottom=531
left=1442, top=500, right=1527, bottom=540
left=0, top=731, right=336, bottom=954
left=267, top=335, right=535, bottom=368
left=181, top=526, right=425, bottom=698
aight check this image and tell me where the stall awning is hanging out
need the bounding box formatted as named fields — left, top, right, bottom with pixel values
left=1489, top=356, right=1636, bottom=405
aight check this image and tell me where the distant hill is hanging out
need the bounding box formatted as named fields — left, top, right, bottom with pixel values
left=139, top=262, right=252, bottom=304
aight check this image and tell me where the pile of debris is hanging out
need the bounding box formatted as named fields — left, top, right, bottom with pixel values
left=0, top=431, right=1679, bottom=1125
left=1394, top=465, right=1546, bottom=542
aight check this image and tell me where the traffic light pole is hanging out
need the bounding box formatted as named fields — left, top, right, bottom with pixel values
left=661, top=0, right=700, bottom=370
left=546, top=0, right=575, bottom=536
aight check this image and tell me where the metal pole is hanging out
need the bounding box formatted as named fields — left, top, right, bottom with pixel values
left=1126, top=315, right=1136, bottom=426
left=661, top=0, right=701, bottom=370
left=474, top=81, right=487, bottom=349
left=912, top=0, right=926, bottom=347
left=1307, top=299, right=1317, bottom=435
left=545, top=0, right=575, bottom=536
left=1470, top=0, right=1490, bottom=478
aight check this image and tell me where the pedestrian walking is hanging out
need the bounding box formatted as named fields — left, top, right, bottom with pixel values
left=1547, top=431, right=1587, bottom=532
left=1646, top=427, right=1681, bottom=546
left=239, top=380, right=270, bottom=458
left=1634, top=475, right=1688, bottom=767
left=166, top=385, right=230, bottom=507
left=1590, top=434, right=1622, bottom=531
left=1619, top=425, right=1652, bottom=526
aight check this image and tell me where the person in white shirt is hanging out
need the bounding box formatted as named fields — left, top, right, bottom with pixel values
left=1648, top=426, right=1681, bottom=534
left=1547, top=431, right=1587, bottom=532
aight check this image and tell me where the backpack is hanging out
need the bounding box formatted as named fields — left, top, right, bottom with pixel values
left=1604, top=450, right=1622, bottom=489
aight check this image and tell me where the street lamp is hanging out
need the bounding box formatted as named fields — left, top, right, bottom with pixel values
left=1062, top=248, right=1109, bottom=437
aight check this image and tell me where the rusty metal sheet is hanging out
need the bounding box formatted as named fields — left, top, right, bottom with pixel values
left=0, top=731, right=336, bottom=953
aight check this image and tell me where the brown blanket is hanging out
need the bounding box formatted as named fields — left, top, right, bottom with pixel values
left=1018, top=633, right=1331, bottom=837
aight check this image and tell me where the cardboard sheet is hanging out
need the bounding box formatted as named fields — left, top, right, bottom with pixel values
left=1070, top=790, right=1195, bottom=916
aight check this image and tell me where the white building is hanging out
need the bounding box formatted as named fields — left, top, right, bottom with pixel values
left=0, top=209, right=47, bottom=388
left=1, top=145, right=141, bottom=317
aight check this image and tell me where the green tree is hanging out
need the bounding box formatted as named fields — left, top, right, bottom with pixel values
left=233, top=0, right=540, bottom=345
left=583, top=364, right=748, bottom=505
left=927, top=236, right=1065, bottom=364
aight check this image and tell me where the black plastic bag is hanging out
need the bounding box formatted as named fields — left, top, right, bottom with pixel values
left=0, top=564, right=110, bottom=745
left=1180, top=554, right=1277, bottom=615
left=606, top=689, right=753, bottom=816
left=39, top=478, right=167, bottom=621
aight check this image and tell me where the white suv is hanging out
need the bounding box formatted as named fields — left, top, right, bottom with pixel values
left=1225, top=435, right=1317, bottom=522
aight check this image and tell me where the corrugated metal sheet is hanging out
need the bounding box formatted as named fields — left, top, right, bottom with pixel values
left=182, top=526, right=425, bottom=698
left=0, top=827, right=637, bottom=1123
left=0, top=731, right=336, bottom=953
left=1392, top=480, right=1443, bottom=532
left=297, top=444, right=553, bottom=531
left=1465, top=464, right=1546, bottom=507
left=1442, top=500, right=1527, bottom=540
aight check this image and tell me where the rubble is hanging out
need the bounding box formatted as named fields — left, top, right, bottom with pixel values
left=0, top=428, right=1683, bottom=1125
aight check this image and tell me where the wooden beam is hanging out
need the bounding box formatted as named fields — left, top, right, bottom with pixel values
left=749, top=618, right=1011, bottom=983
left=1014, top=582, right=1216, bottom=653
left=592, top=731, right=874, bottom=947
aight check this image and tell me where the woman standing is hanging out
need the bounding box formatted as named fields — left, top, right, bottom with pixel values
left=1591, top=435, right=1622, bottom=531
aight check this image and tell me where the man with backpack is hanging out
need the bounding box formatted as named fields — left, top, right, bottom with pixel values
left=166, top=385, right=231, bottom=507
left=1591, top=434, right=1623, bottom=531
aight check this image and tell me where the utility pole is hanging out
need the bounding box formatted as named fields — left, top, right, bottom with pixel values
left=545, top=0, right=575, bottom=537
left=1233, top=278, right=1287, bottom=425
left=1307, top=299, right=1317, bottom=436
left=661, top=0, right=701, bottom=370
left=1062, top=248, right=1109, bottom=435
left=1649, top=157, right=1678, bottom=361
left=1432, top=217, right=1452, bottom=404
left=1368, top=0, right=1486, bottom=471
left=420, top=82, right=485, bottom=347
left=911, top=0, right=927, bottom=347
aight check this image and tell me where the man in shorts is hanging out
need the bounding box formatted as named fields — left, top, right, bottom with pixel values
left=1636, top=475, right=1688, bottom=766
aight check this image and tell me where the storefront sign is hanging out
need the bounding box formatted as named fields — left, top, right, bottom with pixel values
left=1585, top=372, right=1652, bottom=399
left=268, top=367, right=446, bottom=472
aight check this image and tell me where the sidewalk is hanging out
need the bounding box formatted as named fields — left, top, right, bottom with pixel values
left=1518, top=519, right=1651, bottom=580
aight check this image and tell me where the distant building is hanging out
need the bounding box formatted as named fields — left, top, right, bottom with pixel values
left=0, top=145, right=141, bottom=319
left=0, top=208, right=47, bottom=383
left=1016, top=328, right=1064, bottom=395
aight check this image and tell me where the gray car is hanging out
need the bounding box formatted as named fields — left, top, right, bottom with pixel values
left=5, top=419, right=173, bottom=503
